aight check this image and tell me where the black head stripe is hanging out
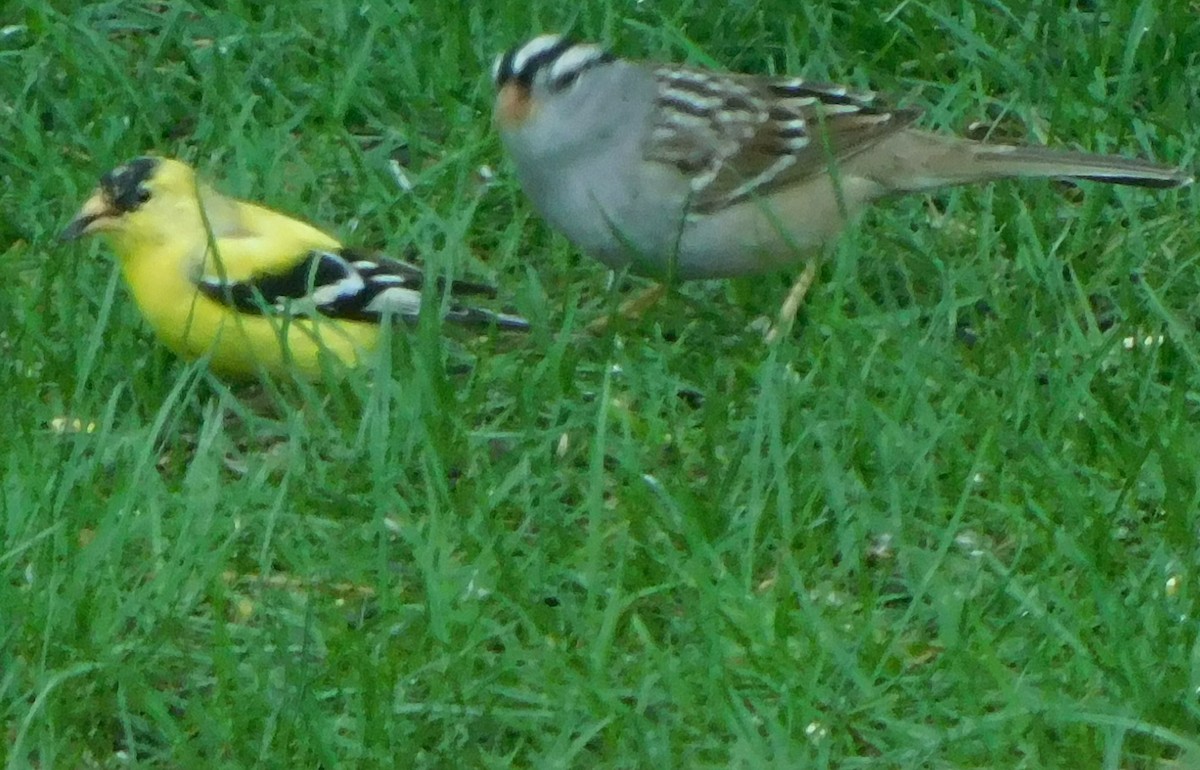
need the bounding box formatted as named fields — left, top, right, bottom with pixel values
left=518, top=38, right=575, bottom=87
left=495, top=35, right=576, bottom=88
left=100, top=157, right=160, bottom=213
left=493, top=49, right=518, bottom=86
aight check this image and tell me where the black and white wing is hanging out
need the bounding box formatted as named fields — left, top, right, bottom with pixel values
left=196, top=248, right=529, bottom=330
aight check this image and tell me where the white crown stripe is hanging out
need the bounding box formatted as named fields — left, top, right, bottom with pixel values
left=509, top=34, right=568, bottom=76
left=547, top=44, right=609, bottom=83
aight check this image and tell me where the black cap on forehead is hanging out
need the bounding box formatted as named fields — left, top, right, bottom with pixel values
left=100, top=156, right=159, bottom=212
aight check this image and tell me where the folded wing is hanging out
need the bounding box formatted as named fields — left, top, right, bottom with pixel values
left=196, top=247, right=529, bottom=330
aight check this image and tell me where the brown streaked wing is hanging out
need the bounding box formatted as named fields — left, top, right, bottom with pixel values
left=645, top=67, right=922, bottom=214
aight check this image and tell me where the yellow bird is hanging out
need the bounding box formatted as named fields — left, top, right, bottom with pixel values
left=62, top=156, right=529, bottom=379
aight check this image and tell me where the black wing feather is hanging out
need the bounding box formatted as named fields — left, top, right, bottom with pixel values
left=196, top=248, right=527, bottom=329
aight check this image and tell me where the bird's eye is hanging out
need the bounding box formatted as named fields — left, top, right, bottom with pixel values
left=551, top=70, right=580, bottom=92
left=136, top=188, right=151, bottom=204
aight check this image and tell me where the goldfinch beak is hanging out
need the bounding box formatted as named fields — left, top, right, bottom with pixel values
left=61, top=192, right=116, bottom=241
left=495, top=82, right=535, bottom=130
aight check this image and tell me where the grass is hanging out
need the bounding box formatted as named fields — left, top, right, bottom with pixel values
left=3, top=0, right=1199, bottom=766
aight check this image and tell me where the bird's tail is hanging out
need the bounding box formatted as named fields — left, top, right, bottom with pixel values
left=874, top=130, right=1192, bottom=192
left=970, top=143, right=1192, bottom=188
left=445, top=306, right=531, bottom=332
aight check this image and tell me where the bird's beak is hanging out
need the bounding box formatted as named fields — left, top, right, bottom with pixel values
left=60, top=192, right=115, bottom=241
left=495, top=82, right=534, bottom=130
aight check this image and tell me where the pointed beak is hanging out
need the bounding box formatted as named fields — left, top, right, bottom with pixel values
left=60, top=192, right=115, bottom=241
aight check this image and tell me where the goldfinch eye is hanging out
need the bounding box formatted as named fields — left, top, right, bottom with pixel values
left=101, top=157, right=159, bottom=212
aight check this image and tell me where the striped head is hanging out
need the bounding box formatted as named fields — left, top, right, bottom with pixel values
left=491, top=35, right=621, bottom=131
left=491, top=35, right=663, bottom=173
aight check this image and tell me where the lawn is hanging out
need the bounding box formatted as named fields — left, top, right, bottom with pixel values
left=2, top=1, right=1199, bottom=767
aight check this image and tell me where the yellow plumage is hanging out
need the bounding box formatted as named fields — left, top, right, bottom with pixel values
left=63, top=157, right=527, bottom=379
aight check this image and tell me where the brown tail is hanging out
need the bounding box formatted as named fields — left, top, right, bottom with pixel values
left=972, top=143, right=1192, bottom=188
left=871, top=130, right=1192, bottom=192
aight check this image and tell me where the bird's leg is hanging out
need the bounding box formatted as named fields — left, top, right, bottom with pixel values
left=585, top=282, right=668, bottom=335
left=764, top=259, right=820, bottom=343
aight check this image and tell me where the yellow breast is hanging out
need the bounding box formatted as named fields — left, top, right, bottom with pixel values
left=117, top=243, right=378, bottom=380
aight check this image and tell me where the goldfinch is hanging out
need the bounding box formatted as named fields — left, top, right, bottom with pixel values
left=62, top=156, right=529, bottom=379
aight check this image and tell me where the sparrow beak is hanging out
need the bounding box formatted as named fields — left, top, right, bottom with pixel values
left=60, top=191, right=115, bottom=241
left=495, top=82, right=535, bottom=130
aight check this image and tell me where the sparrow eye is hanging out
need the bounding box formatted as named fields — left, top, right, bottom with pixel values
left=550, top=70, right=580, bottom=92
